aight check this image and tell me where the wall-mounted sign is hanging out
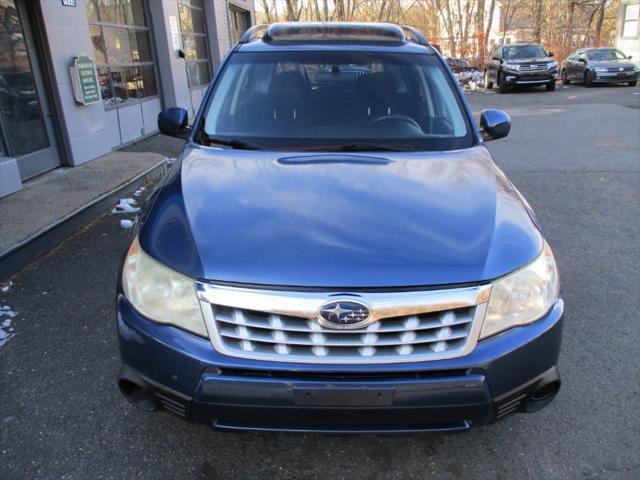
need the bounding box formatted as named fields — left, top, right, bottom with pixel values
left=62, top=0, right=77, bottom=6
left=70, top=54, right=101, bottom=105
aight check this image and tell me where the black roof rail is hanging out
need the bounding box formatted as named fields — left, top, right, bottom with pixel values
left=239, top=23, right=429, bottom=47
left=239, top=24, right=270, bottom=43
left=400, top=25, right=429, bottom=46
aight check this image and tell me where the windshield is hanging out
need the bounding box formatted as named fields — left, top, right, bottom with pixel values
left=198, top=51, right=473, bottom=151
left=503, top=45, right=547, bottom=60
left=587, top=49, right=628, bottom=61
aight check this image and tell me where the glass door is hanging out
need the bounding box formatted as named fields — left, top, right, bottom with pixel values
left=0, top=0, right=60, bottom=180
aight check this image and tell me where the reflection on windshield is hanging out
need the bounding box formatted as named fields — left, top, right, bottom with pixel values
left=199, top=51, right=473, bottom=152
left=503, top=45, right=547, bottom=59
left=587, top=49, right=627, bottom=61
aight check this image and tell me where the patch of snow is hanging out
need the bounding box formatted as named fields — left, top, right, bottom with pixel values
left=1, top=281, right=12, bottom=293
left=133, top=186, right=146, bottom=197
left=0, top=311, right=16, bottom=349
left=111, top=198, right=139, bottom=214
left=120, top=219, right=134, bottom=229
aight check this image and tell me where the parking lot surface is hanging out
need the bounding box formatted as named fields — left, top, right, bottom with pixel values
left=1, top=85, right=639, bottom=479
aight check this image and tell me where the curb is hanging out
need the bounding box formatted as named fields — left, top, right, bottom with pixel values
left=0, top=159, right=168, bottom=280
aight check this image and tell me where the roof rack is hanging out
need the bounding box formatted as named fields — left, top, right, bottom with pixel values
left=239, top=22, right=429, bottom=47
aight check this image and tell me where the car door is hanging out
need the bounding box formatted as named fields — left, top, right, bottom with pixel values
left=564, top=51, right=575, bottom=78
left=489, top=47, right=502, bottom=82
left=574, top=50, right=587, bottom=80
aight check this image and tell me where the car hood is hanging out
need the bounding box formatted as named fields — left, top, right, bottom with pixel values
left=140, top=146, right=542, bottom=288
left=589, top=60, right=635, bottom=68
left=507, top=57, right=552, bottom=64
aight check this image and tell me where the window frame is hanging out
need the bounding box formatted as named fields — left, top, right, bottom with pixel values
left=622, top=3, right=639, bottom=39
left=86, top=0, right=160, bottom=110
left=229, top=4, right=251, bottom=45
left=178, top=0, right=211, bottom=89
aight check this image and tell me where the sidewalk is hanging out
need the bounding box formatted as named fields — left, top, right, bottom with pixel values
left=0, top=134, right=183, bottom=279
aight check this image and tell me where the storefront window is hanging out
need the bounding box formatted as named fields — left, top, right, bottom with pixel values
left=229, top=4, right=251, bottom=45
left=85, top=0, right=158, bottom=108
left=178, top=0, right=210, bottom=87
left=0, top=0, right=49, bottom=156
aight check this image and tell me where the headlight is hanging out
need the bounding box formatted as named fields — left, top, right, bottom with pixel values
left=122, top=237, right=208, bottom=337
left=481, top=241, right=559, bottom=339
left=503, top=63, right=519, bottom=71
left=547, top=61, right=557, bottom=69
left=594, top=67, right=607, bottom=72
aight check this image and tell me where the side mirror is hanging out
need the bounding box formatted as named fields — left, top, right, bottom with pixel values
left=628, top=55, right=633, bottom=60
left=492, top=56, right=500, bottom=61
left=548, top=51, right=554, bottom=57
left=480, top=109, right=511, bottom=141
left=578, top=58, right=587, bottom=63
left=158, top=107, right=189, bottom=138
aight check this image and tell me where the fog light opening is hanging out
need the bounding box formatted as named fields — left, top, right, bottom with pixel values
left=118, top=379, right=159, bottom=412
left=525, top=380, right=560, bottom=412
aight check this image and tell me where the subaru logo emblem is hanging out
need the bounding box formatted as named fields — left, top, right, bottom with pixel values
left=318, top=300, right=370, bottom=329
left=619, top=67, right=624, bottom=72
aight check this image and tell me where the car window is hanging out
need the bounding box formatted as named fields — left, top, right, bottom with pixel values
left=199, top=51, right=473, bottom=151
left=577, top=50, right=586, bottom=60
left=502, top=44, right=547, bottom=59
left=587, top=49, right=628, bottom=61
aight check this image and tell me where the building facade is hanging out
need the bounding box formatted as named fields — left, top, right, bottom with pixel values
left=0, top=0, right=255, bottom=198
left=615, top=0, right=640, bottom=61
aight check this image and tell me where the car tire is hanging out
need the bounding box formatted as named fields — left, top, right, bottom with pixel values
left=498, top=72, right=508, bottom=94
left=546, top=81, right=556, bottom=91
left=561, top=70, right=570, bottom=85
left=627, top=81, right=637, bottom=87
left=484, top=71, right=493, bottom=89
left=585, top=71, right=594, bottom=88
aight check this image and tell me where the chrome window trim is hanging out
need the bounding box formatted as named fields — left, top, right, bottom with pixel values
left=197, top=282, right=491, bottom=364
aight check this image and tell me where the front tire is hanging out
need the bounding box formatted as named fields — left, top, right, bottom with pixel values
left=484, top=70, right=493, bottom=89
left=498, top=72, right=508, bottom=93
left=585, top=70, right=594, bottom=88
left=546, top=81, right=556, bottom=91
left=561, top=70, right=570, bottom=85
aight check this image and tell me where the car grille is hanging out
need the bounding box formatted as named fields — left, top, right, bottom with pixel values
left=198, top=283, right=489, bottom=364
left=517, top=63, right=548, bottom=72
left=605, top=66, right=634, bottom=72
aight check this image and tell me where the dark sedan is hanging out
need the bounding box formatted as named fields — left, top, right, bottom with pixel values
left=562, top=48, right=638, bottom=87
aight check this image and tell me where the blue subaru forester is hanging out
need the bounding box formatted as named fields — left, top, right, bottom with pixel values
left=117, top=23, right=563, bottom=432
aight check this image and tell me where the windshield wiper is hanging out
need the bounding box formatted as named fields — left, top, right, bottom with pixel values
left=203, top=136, right=262, bottom=150
left=313, top=143, right=411, bottom=152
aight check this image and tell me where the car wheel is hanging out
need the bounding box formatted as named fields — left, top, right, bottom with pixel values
left=546, top=81, right=556, bottom=91
left=498, top=72, right=508, bottom=93
left=585, top=70, right=593, bottom=88
left=484, top=71, right=493, bottom=89
left=561, top=70, right=570, bottom=85
left=627, top=81, right=637, bottom=87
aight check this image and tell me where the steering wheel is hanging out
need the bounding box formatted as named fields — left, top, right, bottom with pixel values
left=368, top=114, right=421, bottom=130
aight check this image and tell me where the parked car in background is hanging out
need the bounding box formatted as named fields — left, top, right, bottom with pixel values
left=484, top=43, right=558, bottom=93
left=561, top=48, right=638, bottom=87
left=446, top=57, right=482, bottom=89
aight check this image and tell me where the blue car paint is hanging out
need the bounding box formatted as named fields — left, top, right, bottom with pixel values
left=119, top=34, right=562, bottom=431
left=139, top=146, right=542, bottom=287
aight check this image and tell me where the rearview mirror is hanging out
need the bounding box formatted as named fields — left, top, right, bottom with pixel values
left=158, top=107, right=189, bottom=138
left=480, top=109, right=511, bottom=141
left=628, top=55, right=633, bottom=60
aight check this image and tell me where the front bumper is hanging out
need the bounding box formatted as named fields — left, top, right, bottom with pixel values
left=592, top=70, right=638, bottom=83
left=117, top=296, right=563, bottom=433
left=502, top=69, right=557, bottom=85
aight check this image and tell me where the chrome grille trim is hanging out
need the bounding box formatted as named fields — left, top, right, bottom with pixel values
left=516, top=63, right=548, bottom=72
left=197, top=283, right=490, bottom=364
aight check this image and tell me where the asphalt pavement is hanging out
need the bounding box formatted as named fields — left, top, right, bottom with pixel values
left=1, top=84, right=639, bottom=480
